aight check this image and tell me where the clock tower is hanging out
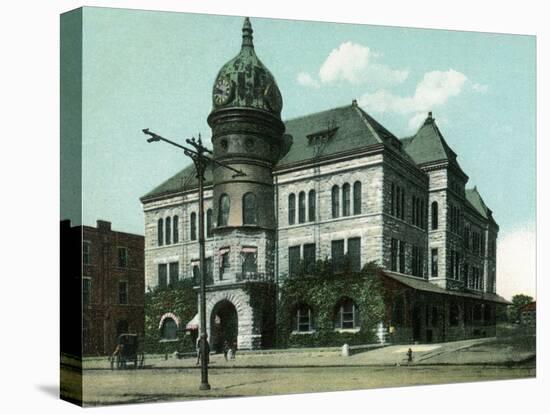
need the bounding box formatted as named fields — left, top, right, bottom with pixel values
left=205, top=18, right=290, bottom=350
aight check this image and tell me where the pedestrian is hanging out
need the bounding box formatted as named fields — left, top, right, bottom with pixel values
left=231, top=339, right=237, bottom=360
left=223, top=340, right=230, bottom=361
left=407, top=347, right=413, bottom=363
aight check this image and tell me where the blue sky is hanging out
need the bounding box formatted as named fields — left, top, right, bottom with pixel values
left=75, top=7, right=535, bottom=297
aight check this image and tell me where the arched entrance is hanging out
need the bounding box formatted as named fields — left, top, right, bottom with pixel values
left=210, top=300, right=238, bottom=353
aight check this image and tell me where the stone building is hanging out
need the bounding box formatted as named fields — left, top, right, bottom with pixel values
left=62, top=220, right=145, bottom=356
left=141, top=18, right=508, bottom=350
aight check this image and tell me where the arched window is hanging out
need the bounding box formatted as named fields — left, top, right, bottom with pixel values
left=294, top=303, right=314, bottom=332
left=243, top=192, right=257, bottom=225
left=298, top=191, right=306, bottom=223
left=190, top=212, right=197, bottom=241
left=206, top=209, right=213, bottom=238
left=218, top=194, right=230, bottom=227
left=431, top=201, right=438, bottom=230
left=334, top=298, right=359, bottom=329
left=288, top=193, right=296, bottom=225
left=157, top=218, right=163, bottom=246
left=173, top=215, right=179, bottom=243
left=308, top=189, right=316, bottom=222
left=331, top=185, right=340, bottom=218
left=165, top=216, right=171, bottom=245
left=353, top=181, right=362, bottom=215
left=161, top=318, right=177, bottom=340
left=342, top=183, right=351, bottom=216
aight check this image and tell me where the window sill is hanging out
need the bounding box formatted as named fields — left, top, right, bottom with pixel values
left=291, top=330, right=316, bottom=335
left=334, top=328, right=360, bottom=334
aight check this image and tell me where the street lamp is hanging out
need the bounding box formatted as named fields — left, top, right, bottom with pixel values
left=142, top=128, right=245, bottom=391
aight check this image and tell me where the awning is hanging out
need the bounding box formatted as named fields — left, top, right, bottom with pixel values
left=186, top=313, right=199, bottom=330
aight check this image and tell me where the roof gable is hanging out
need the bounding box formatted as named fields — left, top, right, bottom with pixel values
left=404, top=113, right=457, bottom=165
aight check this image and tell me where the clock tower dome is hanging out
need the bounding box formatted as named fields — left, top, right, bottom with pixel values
left=205, top=18, right=290, bottom=350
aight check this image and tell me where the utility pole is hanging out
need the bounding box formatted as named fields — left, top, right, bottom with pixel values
left=142, top=128, right=245, bottom=391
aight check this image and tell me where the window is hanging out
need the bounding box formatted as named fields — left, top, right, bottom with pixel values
left=463, top=263, right=469, bottom=286
left=161, top=318, right=177, bottom=340
left=348, top=237, right=361, bottom=272
left=205, top=258, right=213, bottom=284
left=241, top=249, right=257, bottom=274
left=420, top=200, right=425, bottom=229
left=353, top=181, right=362, bottom=215
left=190, top=212, right=197, bottom=241
left=118, top=247, right=128, bottom=268
left=158, top=264, right=167, bottom=288
left=220, top=251, right=230, bottom=280
left=308, top=190, right=316, bottom=222
left=289, top=246, right=301, bottom=277
left=294, top=304, right=313, bottom=332
left=331, top=185, right=340, bottom=218
left=390, top=183, right=395, bottom=215
left=391, top=183, right=405, bottom=220
left=82, top=278, right=91, bottom=307
left=206, top=209, right=213, bottom=238
left=342, top=183, right=351, bottom=216
left=334, top=298, right=358, bottom=329
left=331, top=240, right=345, bottom=273
left=392, top=297, right=404, bottom=326
left=165, top=216, right=171, bottom=245
left=411, top=245, right=423, bottom=277
left=399, top=240, right=406, bottom=273
left=169, top=262, right=179, bottom=286
left=192, top=263, right=200, bottom=284
left=83, top=241, right=91, bottom=265
left=396, top=186, right=401, bottom=218
left=288, top=193, right=296, bottom=225
left=298, top=191, right=306, bottom=223
left=431, top=201, right=438, bottom=230
left=243, top=192, right=257, bottom=225
left=173, top=215, right=179, bottom=243
left=464, top=227, right=470, bottom=249
left=218, top=193, right=230, bottom=227
left=390, top=238, right=398, bottom=271
left=118, top=280, right=128, bottom=305
left=431, top=248, right=438, bottom=277
left=303, top=243, right=316, bottom=275
left=450, top=304, right=460, bottom=326
left=157, top=219, right=163, bottom=246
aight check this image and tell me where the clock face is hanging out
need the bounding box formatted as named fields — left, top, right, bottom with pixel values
left=264, top=82, right=282, bottom=113
left=213, top=77, right=234, bottom=106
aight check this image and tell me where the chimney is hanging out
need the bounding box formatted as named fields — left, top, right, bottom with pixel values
left=96, top=220, right=111, bottom=231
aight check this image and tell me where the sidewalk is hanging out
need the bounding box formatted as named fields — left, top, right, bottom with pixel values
left=79, top=335, right=535, bottom=370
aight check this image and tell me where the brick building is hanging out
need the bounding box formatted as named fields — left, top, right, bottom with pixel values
left=140, top=18, right=508, bottom=351
left=61, top=220, right=145, bottom=356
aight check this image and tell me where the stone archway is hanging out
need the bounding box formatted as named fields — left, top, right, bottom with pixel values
left=210, top=300, right=238, bottom=353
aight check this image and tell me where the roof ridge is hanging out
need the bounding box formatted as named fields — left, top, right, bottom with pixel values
left=283, top=102, right=353, bottom=124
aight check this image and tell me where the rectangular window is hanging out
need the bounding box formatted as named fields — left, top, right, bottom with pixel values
left=118, top=247, right=128, bottom=268
left=399, top=240, right=406, bottom=273
left=83, top=241, right=91, bottom=265
left=390, top=238, right=398, bottom=271
left=118, top=280, right=128, bottom=305
left=431, top=248, right=438, bottom=278
left=342, top=301, right=356, bottom=329
left=331, top=240, right=345, bottom=273
left=241, top=250, right=257, bottom=275
left=463, top=263, right=469, bottom=286
left=303, top=243, right=316, bottom=275
left=450, top=250, right=455, bottom=279
left=169, top=262, right=179, bottom=286
left=348, top=237, right=361, bottom=272
left=220, top=251, right=230, bottom=280
left=289, top=246, right=301, bottom=277
left=158, top=264, right=167, bottom=288
left=205, top=258, right=213, bottom=284
left=192, top=263, right=200, bottom=284
left=82, top=278, right=91, bottom=307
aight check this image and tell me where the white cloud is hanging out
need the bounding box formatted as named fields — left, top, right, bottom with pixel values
left=296, top=72, right=320, bottom=89
left=300, top=41, right=409, bottom=87
left=358, top=69, right=468, bottom=130
left=496, top=224, right=536, bottom=301
left=471, top=82, right=489, bottom=93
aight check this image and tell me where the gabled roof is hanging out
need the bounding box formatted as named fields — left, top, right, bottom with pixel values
left=403, top=113, right=459, bottom=166
left=465, top=187, right=489, bottom=219
left=277, top=102, right=401, bottom=166
left=141, top=163, right=213, bottom=201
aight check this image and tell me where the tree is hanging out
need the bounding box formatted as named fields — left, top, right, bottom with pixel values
left=508, top=294, right=534, bottom=322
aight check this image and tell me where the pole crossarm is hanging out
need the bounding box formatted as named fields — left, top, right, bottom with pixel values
left=142, top=129, right=247, bottom=178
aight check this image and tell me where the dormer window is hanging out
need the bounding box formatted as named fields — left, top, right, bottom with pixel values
left=306, top=126, right=338, bottom=146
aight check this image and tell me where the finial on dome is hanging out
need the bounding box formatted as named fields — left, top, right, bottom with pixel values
left=242, top=17, right=254, bottom=49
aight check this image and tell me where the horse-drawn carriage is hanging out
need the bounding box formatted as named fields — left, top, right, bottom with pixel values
left=110, top=334, right=144, bottom=369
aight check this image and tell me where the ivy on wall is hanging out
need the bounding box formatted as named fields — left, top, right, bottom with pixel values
left=276, top=260, right=386, bottom=348
left=143, top=279, right=198, bottom=354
